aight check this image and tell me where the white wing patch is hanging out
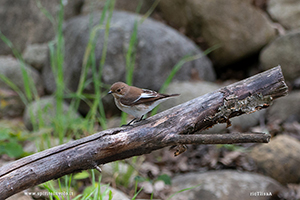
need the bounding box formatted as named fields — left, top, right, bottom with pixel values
left=132, top=89, right=158, bottom=103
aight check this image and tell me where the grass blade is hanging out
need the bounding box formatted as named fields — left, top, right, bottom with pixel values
left=0, top=31, right=39, bottom=103
left=166, top=184, right=201, bottom=200
left=0, top=73, right=28, bottom=105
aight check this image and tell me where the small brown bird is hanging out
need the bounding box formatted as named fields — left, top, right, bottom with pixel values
left=108, top=82, right=179, bottom=126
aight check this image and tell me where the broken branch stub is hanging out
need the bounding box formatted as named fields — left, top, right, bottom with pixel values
left=0, top=66, right=288, bottom=199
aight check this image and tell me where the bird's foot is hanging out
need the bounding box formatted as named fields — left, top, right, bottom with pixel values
left=121, top=118, right=136, bottom=127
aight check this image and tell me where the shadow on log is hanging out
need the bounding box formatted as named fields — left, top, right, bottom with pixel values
left=0, top=66, right=288, bottom=198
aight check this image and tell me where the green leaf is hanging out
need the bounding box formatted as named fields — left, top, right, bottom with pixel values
left=4, top=141, right=24, bottom=158
left=73, top=171, right=90, bottom=180
left=0, top=145, right=6, bottom=154
left=134, top=175, right=148, bottom=183
left=83, top=185, right=96, bottom=198
left=108, top=190, right=113, bottom=200
left=156, top=174, right=172, bottom=185
left=0, top=129, right=10, bottom=140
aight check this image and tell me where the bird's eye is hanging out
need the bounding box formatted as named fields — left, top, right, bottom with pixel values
left=117, top=89, right=121, bottom=92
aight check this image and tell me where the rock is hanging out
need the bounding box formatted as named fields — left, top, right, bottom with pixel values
left=101, top=185, right=130, bottom=200
left=140, top=161, right=160, bottom=177
left=101, top=161, right=138, bottom=187
left=7, top=191, right=33, bottom=200
left=293, top=76, right=300, bottom=89
left=267, top=0, right=300, bottom=30
left=249, top=135, right=300, bottom=184
left=159, top=81, right=220, bottom=112
left=0, top=56, right=44, bottom=96
left=159, top=0, right=276, bottom=66
left=260, top=30, right=300, bottom=81
left=82, top=0, right=155, bottom=15
left=228, top=110, right=266, bottom=132
left=23, top=140, right=37, bottom=154
left=0, top=88, right=24, bottom=118
left=42, top=11, right=215, bottom=114
left=267, top=91, right=300, bottom=123
left=23, top=96, right=82, bottom=130
left=23, top=43, right=49, bottom=71
left=139, top=180, right=168, bottom=195
left=105, top=117, right=122, bottom=129
left=0, top=0, right=84, bottom=55
left=169, top=170, right=284, bottom=200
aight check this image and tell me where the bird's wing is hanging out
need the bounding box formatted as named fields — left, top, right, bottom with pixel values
left=134, top=89, right=159, bottom=101
left=123, top=89, right=173, bottom=106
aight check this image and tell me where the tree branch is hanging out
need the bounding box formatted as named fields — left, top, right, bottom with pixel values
left=0, top=66, right=288, bottom=198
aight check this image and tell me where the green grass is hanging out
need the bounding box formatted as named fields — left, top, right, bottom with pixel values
left=0, top=32, right=38, bottom=105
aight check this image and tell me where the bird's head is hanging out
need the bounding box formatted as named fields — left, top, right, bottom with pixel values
left=108, top=82, right=129, bottom=97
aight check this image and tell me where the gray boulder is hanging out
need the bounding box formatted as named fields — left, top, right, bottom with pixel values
left=23, top=43, right=49, bottom=71
left=42, top=11, right=215, bottom=114
left=0, top=56, right=44, bottom=96
left=23, top=96, right=81, bottom=130
left=82, top=0, right=155, bottom=15
left=267, top=91, right=300, bottom=123
left=260, top=30, right=300, bottom=81
left=249, top=135, right=300, bottom=184
left=169, top=170, right=284, bottom=200
left=0, top=0, right=83, bottom=55
left=159, top=81, right=220, bottom=112
left=101, top=186, right=130, bottom=200
left=0, top=88, right=24, bottom=118
left=159, top=0, right=276, bottom=66
left=267, top=0, right=300, bottom=30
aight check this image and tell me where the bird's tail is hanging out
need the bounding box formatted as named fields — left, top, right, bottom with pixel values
left=167, top=93, right=180, bottom=97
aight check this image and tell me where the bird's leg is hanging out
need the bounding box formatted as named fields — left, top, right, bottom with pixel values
left=136, top=115, right=144, bottom=122
left=121, top=115, right=145, bottom=127
left=121, top=118, right=136, bottom=127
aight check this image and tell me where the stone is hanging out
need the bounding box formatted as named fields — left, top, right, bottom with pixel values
left=105, top=117, right=122, bottom=129
left=140, top=161, right=160, bottom=177
left=169, top=170, right=284, bottom=200
left=267, top=91, right=300, bottom=123
left=22, top=43, right=49, bottom=71
left=101, top=161, right=138, bottom=187
left=249, top=135, right=300, bottom=184
left=228, top=110, right=266, bottom=132
left=267, top=0, right=300, bottom=30
left=42, top=11, right=215, bottom=114
left=0, top=88, right=24, bottom=118
left=101, top=185, right=130, bottom=200
left=0, top=0, right=84, bottom=55
left=23, top=96, right=82, bottom=130
left=260, top=30, right=300, bottom=81
left=7, top=191, right=33, bottom=200
left=158, top=0, right=276, bottom=66
left=158, top=81, right=220, bottom=112
left=82, top=0, right=155, bottom=15
left=0, top=56, right=44, bottom=96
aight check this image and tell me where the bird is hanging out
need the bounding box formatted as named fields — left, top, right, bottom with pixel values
left=108, top=82, right=179, bottom=126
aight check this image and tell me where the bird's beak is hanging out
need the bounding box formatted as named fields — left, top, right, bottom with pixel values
left=108, top=90, right=112, bottom=94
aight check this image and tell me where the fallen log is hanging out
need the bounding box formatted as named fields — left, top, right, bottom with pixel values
left=0, top=66, right=288, bottom=198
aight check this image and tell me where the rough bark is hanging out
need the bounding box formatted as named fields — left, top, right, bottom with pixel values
left=0, top=66, right=288, bottom=199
